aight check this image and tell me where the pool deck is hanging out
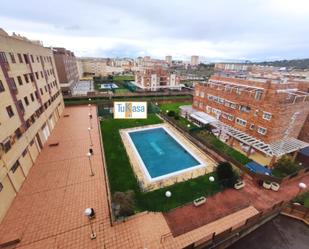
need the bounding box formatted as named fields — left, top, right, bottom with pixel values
left=1, top=105, right=309, bottom=249
left=120, top=123, right=216, bottom=191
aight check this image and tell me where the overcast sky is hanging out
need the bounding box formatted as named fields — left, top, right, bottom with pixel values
left=1, top=0, right=309, bottom=61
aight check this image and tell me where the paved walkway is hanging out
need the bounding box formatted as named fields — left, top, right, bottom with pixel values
left=164, top=174, right=309, bottom=236
left=0, top=105, right=307, bottom=249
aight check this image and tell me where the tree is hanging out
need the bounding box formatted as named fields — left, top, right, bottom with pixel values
left=272, top=155, right=300, bottom=177
left=113, top=190, right=135, bottom=217
left=216, top=162, right=238, bottom=188
left=167, top=110, right=175, bottom=117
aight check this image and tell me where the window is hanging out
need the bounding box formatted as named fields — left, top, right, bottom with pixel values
left=236, top=87, right=242, bottom=95
left=17, top=76, right=23, bottom=86
left=222, top=112, right=234, bottom=121
left=11, top=160, right=20, bottom=173
left=22, top=149, right=27, bottom=157
left=1, top=138, right=11, bottom=152
left=263, top=112, right=272, bottom=120
left=30, top=54, right=34, bottom=63
left=23, top=54, right=29, bottom=64
left=236, top=117, right=247, bottom=127
left=24, top=96, right=29, bottom=106
left=200, top=91, right=205, bottom=98
left=239, top=105, right=251, bottom=113
left=35, top=91, right=39, bottom=99
left=258, top=126, right=267, bottom=135
left=0, top=80, right=5, bottom=92
left=250, top=124, right=255, bottom=130
left=24, top=74, right=29, bottom=83
left=35, top=72, right=39, bottom=79
left=17, top=53, right=23, bottom=63
left=195, top=90, right=199, bottom=96
left=206, top=105, right=211, bottom=113
left=0, top=182, right=3, bottom=192
left=15, top=128, right=22, bottom=139
left=40, top=88, right=43, bottom=95
left=6, top=105, right=14, bottom=118
left=41, top=71, right=44, bottom=78
left=254, top=109, right=259, bottom=116
left=37, top=56, right=39, bottom=62
left=254, top=90, right=263, bottom=100
left=9, top=52, right=16, bottom=63
left=30, top=74, right=34, bottom=82
left=30, top=93, right=34, bottom=102
left=225, top=100, right=237, bottom=109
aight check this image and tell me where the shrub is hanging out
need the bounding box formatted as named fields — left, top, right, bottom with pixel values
left=272, top=155, right=301, bottom=177
left=113, top=190, right=135, bottom=217
left=167, top=110, right=175, bottom=117
left=174, top=114, right=180, bottom=120
left=216, top=162, right=238, bottom=188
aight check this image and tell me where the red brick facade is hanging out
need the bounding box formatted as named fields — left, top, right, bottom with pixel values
left=193, top=76, right=309, bottom=144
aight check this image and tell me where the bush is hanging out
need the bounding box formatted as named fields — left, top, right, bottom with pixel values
left=216, top=162, right=238, bottom=188
left=174, top=114, right=180, bottom=120
left=167, top=110, right=175, bottom=117
left=272, top=155, right=301, bottom=177
left=113, top=190, right=135, bottom=217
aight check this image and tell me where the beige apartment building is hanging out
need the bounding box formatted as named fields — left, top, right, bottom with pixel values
left=52, top=47, right=79, bottom=96
left=79, top=58, right=124, bottom=76
left=134, top=68, right=181, bottom=91
left=191, top=55, right=199, bottom=66
left=0, top=29, right=64, bottom=221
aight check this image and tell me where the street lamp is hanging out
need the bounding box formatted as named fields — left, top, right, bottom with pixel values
left=84, top=208, right=96, bottom=240
left=209, top=176, right=215, bottom=182
left=88, top=127, right=93, bottom=146
left=298, top=182, right=307, bottom=195
left=88, top=112, right=93, bottom=129
left=87, top=152, right=95, bottom=176
left=165, top=191, right=172, bottom=198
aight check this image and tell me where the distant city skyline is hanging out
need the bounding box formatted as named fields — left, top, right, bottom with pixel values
left=1, top=0, right=309, bottom=62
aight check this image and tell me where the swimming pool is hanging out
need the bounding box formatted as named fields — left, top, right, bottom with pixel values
left=127, top=126, right=204, bottom=181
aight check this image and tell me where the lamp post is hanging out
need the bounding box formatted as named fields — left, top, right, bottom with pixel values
left=88, top=112, right=93, bottom=129
left=209, top=176, right=215, bottom=182
left=87, top=152, right=95, bottom=176
left=298, top=182, right=307, bottom=195
left=84, top=208, right=96, bottom=240
left=88, top=127, right=93, bottom=146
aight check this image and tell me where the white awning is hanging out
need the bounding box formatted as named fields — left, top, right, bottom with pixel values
left=190, top=112, right=217, bottom=125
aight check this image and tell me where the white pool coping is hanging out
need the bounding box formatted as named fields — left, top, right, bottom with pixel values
left=124, top=124, right=207, bottom=182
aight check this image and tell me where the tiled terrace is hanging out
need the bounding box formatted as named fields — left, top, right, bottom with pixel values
left=0, top=105, right=308, bottom=249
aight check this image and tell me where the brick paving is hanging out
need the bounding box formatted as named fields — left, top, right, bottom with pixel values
left=0, top=105, right=307, bottom=249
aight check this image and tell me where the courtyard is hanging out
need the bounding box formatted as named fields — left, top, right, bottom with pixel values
left=0, top=105, right=308, bottom=249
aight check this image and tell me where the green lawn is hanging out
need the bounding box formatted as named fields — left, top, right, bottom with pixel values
left=159, top=102, right=191, bottom=114
left=113, top=75, right=134, bottom=81
left=294, top=191, right=309, bottom=208
left=193, top=131, right=251, bottom=165
left=114, top=88, right=131, bottom=94
left=101, top=114, right=221, bottom=212
left=159, top=102, right=197, bottom=130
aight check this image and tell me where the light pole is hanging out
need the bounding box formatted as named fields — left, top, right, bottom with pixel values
left=84, top=208, right=96, bottom=240
left=298, top=182, right=307, bottom=195
left=88, top=127, right=93, bottom=146
left=87, top=152, right=95, bottom=176
left=88, top=112, right=93, bottom=129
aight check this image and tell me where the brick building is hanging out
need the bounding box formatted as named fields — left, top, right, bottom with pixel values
left=52, top=47, right=79, bottom=96
left=186, top=75, right=309, bottom=165
left=0, top=29, right=64, bottom=221
left=134, top=68, right=181, bottom=91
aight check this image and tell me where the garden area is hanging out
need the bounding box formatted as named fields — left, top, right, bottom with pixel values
left=159, top=102, right=251, bottom=166
left=294, top=191, right=309, bottom=208
left=93, top=75, right=135, bottom=93
left=100, top=113, right=225, bottom=216
left=271, top=155, right=303, bottom=178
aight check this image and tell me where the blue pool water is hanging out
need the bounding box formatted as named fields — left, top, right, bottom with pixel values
left=128, top=128, right=201, bottom=179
